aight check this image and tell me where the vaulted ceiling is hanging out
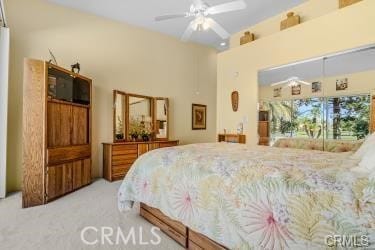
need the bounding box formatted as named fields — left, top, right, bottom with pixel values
left=48, top=0, right=305, bottom=50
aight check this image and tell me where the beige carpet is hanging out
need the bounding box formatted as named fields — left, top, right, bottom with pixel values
left=0, top=179, right=183, bottom=250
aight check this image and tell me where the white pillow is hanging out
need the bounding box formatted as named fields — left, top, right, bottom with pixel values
left=357, top=152, right=375, bottom=173
left=351, top=133, right=375, bottom=159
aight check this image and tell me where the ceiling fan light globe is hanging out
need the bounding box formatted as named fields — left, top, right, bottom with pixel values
left=202, top=21, right=210, bottom=30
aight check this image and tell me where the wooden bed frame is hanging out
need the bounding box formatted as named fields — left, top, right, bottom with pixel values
left=140, top=203, right=228, bottom=249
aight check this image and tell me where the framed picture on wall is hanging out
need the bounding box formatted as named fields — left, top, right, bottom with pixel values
left=312, top=81, right=322, bottom=93
left=292, top=84, right=301, bottom=95
left=192, top=104, right=207, bottom=130
left=336, top=78, right=348, bottom=91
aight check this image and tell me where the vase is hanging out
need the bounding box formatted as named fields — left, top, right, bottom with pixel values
left=131, top=135, right=138, bottom=141
left=142, top=135, right=149, bottom=142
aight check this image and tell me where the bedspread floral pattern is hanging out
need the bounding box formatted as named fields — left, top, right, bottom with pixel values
left=118, top=143, right=375, bottom=249
left=273, top=138, right=364, bottom=153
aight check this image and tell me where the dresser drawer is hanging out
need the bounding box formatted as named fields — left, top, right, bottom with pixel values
left=112, top=154, right=137, bottom=166
left=140, top=203, right=187, bottom=247
left=112, top=164, right=132, bottom=177
left=103, top=141, right=179, bottom=182
left=47, top=145, right=91, bottom=165
left=112, top=144, right=138, bottom=155
left=159, top=141, right=178, bottom=148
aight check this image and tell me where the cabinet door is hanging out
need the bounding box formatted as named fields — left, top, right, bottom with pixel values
left=47, top=102, right=71, bottom=147
left=72, top=106, right=89, bottom=145
left=72, top=158, right=91, bottom=189
left=138, top=144, right=149, bottom=156
left=149, top=143, right=159, bottom=151
left=258, top=121, right=269, bottom=138
left=46, top=163, right=73, bottom=201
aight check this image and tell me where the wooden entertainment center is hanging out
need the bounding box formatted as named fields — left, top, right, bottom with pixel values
left=22, top=59, right=92, bottom=208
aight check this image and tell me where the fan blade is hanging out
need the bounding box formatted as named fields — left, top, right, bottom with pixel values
left=205, top=18, right=230, bottom=39
left=181, top=20, right=196, bottom=42
left=192, top=0, right=204, bottom=6
left=271, top=80, right=289, bottom=87
left=206, top=0, right=246, bottom=15
left=155, top=14, right=188, bottom=21
left=298, top=80, right=311, bottom=85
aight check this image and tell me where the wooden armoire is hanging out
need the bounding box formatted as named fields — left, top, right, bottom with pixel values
left=258, top=111, right=270, bottom=146
left=22, top=59, right=92, bottom=208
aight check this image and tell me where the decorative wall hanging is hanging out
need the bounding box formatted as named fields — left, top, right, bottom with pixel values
left=312, top=82, right=322, bottom=93
left=280, top=12, right=300, bottom=30
left=240, top=31, right=255, bottom=45
left=273, top=87, right=282, bottom=98
left=192, top=104, right=207, bottom=130
left=339, top=0, right=362, bottom=8
left=291, top=84, right=301, bottom=95
left=231, top=91, right=239, bottom=111
left=336, top=78, right=348, bottom=91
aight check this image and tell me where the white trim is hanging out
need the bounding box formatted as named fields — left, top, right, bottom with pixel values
left=0, top=27, right=9, bottom=198
left=0, top=0, right=6, bottom=27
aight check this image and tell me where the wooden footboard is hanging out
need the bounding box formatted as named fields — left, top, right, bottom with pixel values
left=140, top=203, right=227, bottom=249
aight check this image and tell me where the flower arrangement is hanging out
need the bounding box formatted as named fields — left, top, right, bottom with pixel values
left=129, top=116, right=154, bottom=141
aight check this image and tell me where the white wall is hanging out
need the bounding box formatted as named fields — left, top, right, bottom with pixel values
left=5, top=0, right=217, bottom=191
left=230, top=0, right=338, bottom=48
left=0, top=26, right=9, bottom=198
left=217, top=0, right=375, bottom=145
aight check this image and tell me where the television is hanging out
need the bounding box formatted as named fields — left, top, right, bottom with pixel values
left=48, top=68, right=73, bottom=102
left=73, top=78, right=90, bottom=105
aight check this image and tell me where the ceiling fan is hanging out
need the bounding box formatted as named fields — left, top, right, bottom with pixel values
left=271, top=77, right=311, bottom=87
left=154, top=0, right=247, bottom=41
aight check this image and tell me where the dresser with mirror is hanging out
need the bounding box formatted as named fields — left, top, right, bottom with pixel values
left=103, top=90, right=178, bottom=182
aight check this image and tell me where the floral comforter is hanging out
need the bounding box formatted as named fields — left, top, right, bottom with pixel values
left=118, top=143, right=375, bottom=249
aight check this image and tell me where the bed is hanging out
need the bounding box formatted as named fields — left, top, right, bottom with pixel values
left=118, top=142, right=375, bottom=249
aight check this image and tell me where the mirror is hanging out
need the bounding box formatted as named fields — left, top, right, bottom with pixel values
left=258, top=44, right=375, bottom=146
left=113, top=91, right=170, bottom=142
left=113, top=90, right=126, bottom=141
left=155, top=98, right=169, bottom=140
left=128, top=94, right=153, bottom=141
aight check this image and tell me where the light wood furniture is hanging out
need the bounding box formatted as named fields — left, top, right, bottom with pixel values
left=371, top=96, right=375, bottom=132
left=22, top=59, right=92, bottom=208
left=339, top=0, right=362, bottom=8
left=240, top=31, right=255, bottom=45
left=103, top=140, right=178, bottom=182
left=140, top=203, right=227, bottom=249
left=258, top=111, right=270, bottom=146
left=280, top=12, right=300, bottom=30
left=218, top=134, right=246, bottom=144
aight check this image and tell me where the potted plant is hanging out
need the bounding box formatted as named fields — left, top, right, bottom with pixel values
left=140, top=130, right=151, bottom=142
left=129, top=129, right=139, bottom=141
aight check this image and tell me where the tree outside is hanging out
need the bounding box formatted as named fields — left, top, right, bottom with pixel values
left=262, top=94, right=370, bottom=142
